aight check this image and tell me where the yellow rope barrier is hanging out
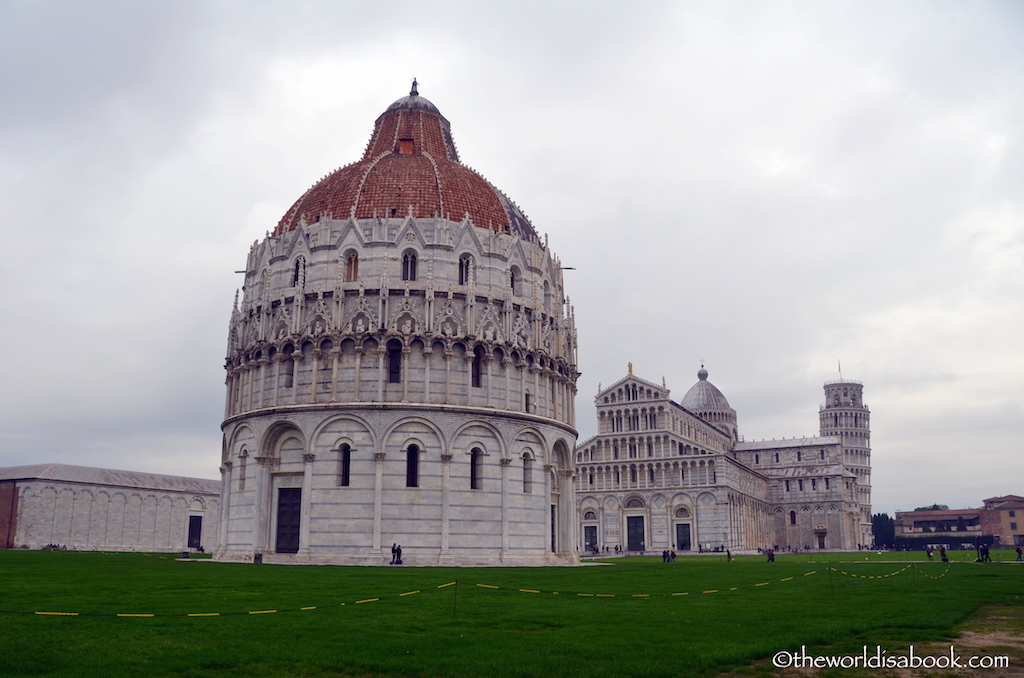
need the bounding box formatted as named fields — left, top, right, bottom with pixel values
left=8, top=560, right=959, bottom=619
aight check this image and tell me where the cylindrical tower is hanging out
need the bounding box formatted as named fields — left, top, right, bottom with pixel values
left=216, top=84, right=580, bottom=566
left=819, top=379, right=872, bottom=546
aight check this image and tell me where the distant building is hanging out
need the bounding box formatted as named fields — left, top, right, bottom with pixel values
left=981, top=495, right=1024, bottom=547
left=574, top=369, right=872, bottom=553
left=0, top=464, right=220, bottom=552
left=893, top=496, right=1024, bottom=549
left=893, top=506, right=983, bottom=548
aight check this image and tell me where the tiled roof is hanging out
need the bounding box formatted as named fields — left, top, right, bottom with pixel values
left=758, top=464, right=849, bottom=478
left=0, top=463, right=221, bottom=494
left=274, top=88, right=538, bottom=242
left=735, top=436, right=840, bottom=451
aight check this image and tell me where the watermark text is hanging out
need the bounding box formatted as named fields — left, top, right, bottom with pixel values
left=772, top=645, right=1009, bottom=670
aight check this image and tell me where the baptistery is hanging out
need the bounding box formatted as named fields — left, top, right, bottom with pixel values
left=216, top=83, right=580, bottom=565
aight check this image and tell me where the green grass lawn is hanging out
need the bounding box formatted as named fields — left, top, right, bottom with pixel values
left=0, top=550, right=1020, bottom=677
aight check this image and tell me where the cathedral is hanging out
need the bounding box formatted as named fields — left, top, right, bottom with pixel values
left=575, top=368, right=872, bottom=553
left=216, top=83, right=580, bottom=566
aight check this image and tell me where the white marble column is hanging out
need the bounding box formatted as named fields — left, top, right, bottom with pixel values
left=253, top=456, right=274, bottom=555
left=401, top=347, right=411, bottom=402
left=217, top=461, right=232, bottom=555
left=329, top=347, right=340, bottom=402
left=299, top=453, right=314, bottom=554
left=309, top=349, right=321, bottom=403
left=353, top=348, right=363, bottom=401
left=440, top=453, right=453, bottom=553
left=373, top=452, right=385, bottom=554
left=500, top=457, right=511, bottom=557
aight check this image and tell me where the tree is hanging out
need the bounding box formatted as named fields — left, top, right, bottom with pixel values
left=872, top=513, right=894, bottom=547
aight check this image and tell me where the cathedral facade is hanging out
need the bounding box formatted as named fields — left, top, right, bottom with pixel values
left=216, top=85, right=580, bottom=566
left=575, top=369, right=871, bottom=553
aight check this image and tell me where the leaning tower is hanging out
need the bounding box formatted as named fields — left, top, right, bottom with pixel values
left=819, top=379, right=872, bottom=546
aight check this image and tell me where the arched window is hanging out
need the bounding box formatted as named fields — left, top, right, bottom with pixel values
left=458, top=255, right=473, bottom=285
left=282, top=344, right=295, bottom=388
left=238, top=451, right=248, bottom=491
left=402, top=252, right=417, bottom=281
left=470, top=448, right=482, bottom=489
left=345, top=252, right=359, bottom=282
left=471, top=346, right=484, bottom=388
left=387, top=340, right=402, bottom=384
left=626, top=498, right=643, bottom=509
left=523, top=454, right=533, bottom=493
left=292, top=256, right=305, bottom=287
left=524, top=391, right=531, bottom=413
left=339, top=444, right=351, bottom=486
left=584, top=511, right=596, bottom=520
left=790, top=510, right=797, bottom=525
left=509, top=267, right=520, bottom=296
left=406, top=445, right=419, bottom=488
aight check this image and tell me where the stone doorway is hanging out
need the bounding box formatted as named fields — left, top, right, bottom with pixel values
left=276, top=488, right=301, bottom=554
left=675, top=523, right=692, bottom=551
left=626, top=515, right=645, bottom=551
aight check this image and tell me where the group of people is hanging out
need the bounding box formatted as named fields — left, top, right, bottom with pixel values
left=661, top=550, right=677, bottom=562
left=41, top=544, right=67, bottom=551
left=389, top=543, right=403, bottom=565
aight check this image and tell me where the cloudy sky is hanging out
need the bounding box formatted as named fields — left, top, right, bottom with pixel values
left=1, top=1, right=1021, bottom=517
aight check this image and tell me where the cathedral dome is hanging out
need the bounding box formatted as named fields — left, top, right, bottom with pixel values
left=274, top=81, right=538, bottom=242
left=680, top=367, right=732, bottom=411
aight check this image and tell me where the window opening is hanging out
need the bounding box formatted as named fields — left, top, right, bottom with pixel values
left=283, top=344, right=295, bottom=388
left=345, top=253, right=359, bottom=282
left=406, top=445, right=419, bottom=487
left=470, top=448, right=482, bottom=489
left=402, top=252, right=417, bottom=281
left=339, top=444, right=351, bottom=486
left=387, top=340, right=402, bottom=384
left=471, top=347, right=483, bottom=387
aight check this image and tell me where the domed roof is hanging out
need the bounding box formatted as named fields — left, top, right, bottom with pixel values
left=274, top=81, right=538, bottom=242
left=680, top=367, right=732, bottom=411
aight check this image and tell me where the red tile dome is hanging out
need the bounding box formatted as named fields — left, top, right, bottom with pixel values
left=274, top=82, right=538, bottom=242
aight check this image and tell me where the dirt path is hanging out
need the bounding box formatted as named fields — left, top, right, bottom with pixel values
left=727, top=602, right=1024, bottom=677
